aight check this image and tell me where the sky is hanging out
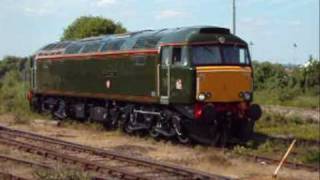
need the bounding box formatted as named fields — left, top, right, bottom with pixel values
left=0, top=0, right=319, bottom=64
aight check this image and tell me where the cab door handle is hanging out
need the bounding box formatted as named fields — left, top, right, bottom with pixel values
left=103, top=71, right=117, bottom=77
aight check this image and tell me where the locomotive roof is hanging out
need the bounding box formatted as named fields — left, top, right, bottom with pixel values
left=37, top=26, right=246, bottom=56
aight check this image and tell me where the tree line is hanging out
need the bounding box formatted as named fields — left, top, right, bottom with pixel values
left=253, top=56, right=319, bottom=105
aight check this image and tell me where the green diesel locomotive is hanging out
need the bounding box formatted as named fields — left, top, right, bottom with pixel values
left=28, top=26, right=262, bottom=145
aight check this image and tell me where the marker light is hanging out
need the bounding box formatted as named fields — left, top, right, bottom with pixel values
left=194, top=103, right=204, bottom=119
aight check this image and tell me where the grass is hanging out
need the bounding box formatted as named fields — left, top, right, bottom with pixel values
left=34, top=166, right=91, bottom=180
left=254, top=90, right=319, bottom=109
left=255, top=112, right=320, bottom=140
left=0, top=71, right=31, bottom=115
left=60, top=119, right=107, bottom=132
left=233, top=139, right=320, bottom=166
left=0, top=70, right=45, bottom=124
left=232, top=111, right=320, bottom=166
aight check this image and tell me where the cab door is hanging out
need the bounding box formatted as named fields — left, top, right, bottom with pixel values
left=30, top=57, right=37, bottom=90
left=159, top=46, right=172, bottom=104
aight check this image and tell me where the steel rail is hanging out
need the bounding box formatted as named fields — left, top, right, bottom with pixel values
left=0, top=171, right=29, bottom=180
left=2, top=124, right=318, bottom=175
left=0, top=154, right=52, bottom=169
left=0, top=154, right=107, bottom=180
left=0, top=137, right=150, bottom=180
left=0, top=125, right=230, bottom=180
left=244, top=154, right=319, bottom=172
left=0, top=125, right=318, bottom=175
left=0, top=131, right=188, bottom=179
left=253, top=134, right=320, bottom=147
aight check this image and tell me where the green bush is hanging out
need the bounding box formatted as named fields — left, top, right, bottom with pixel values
left=277, top=87, right=300, bottom=102
left=253, top=57, right=320, bottom=108
left=0, top=70, right=28, bottom=112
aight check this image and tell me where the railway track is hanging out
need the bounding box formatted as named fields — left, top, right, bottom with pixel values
left=0, top=171, right=28, bottom=180
left=0, top=125, right=230, bottom=180
left=0, top=154, right=106, bottom=180
left=243, top=154, right=319, bottom=172
left=253, top=133, right=320, bottom=147
left=238, top=133, right=320, bottom=172
left=0, top=154, right=40, bottom=180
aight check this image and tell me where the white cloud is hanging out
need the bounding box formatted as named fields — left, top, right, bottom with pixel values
left=242, top=0, right=291, bottom=6
left=241, top=0, right=316, bottom=8
left=156, top=10, right=186, bottom=20
left=240, top=17, right=270, bottom=28
left=24, top=7, right=53, bottom=16
left=22, top=1, right=57, bottom=17
left=95, top=0, right=117, bottom=7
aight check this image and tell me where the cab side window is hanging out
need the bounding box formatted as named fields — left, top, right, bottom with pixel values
left=161, top=47, right=171, bottom=65
left=172, top=47, right=181, bottom=64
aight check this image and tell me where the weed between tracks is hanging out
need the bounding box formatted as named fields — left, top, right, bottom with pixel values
left=34, top=166, right=91, bottom=180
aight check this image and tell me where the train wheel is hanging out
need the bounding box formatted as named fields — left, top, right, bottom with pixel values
left=208, top=119, right=220, bottom=146
left=149, top=126, right=160, bottom=139
left=177, top=134, right=190, bottom=144
left=209, top=118, right=230, bottom=147
left=220, top=119, right=231, bottom=147
left=219, top=128, right=229, bottom=147
left=210, top=133, right=220, bottom=146
left=124, top=122, right=134, bottom=134
left=239, top=119, right=255, bottom=141
left=120, top=113, right=134, bottom=134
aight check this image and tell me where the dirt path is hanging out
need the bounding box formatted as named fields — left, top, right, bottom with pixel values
left=262, top=105, right=320, bottom=122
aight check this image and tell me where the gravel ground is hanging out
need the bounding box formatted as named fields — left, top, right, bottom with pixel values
left=262, top=105, right=320, bottom=122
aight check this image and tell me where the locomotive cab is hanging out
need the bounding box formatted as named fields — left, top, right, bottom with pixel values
left=157, top=28, right=262, bottom=144
left=193, top=44, right=253, bottom=103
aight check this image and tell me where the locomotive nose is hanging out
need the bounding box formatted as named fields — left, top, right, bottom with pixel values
left=196, top=66, right=253, bottom=102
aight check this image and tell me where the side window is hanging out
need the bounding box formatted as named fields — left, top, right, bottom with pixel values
left=172, top=47, right=181, bottom=65
left=65, top=44, right=84, bottom=54
left=239, top=49, right=245, bottom=64
left=239, top=48, right=250, bottom=64
left=81, top=42, right=102, bottom=53
left=181, top=46, right=189, bottom=66
left=133, top=36, right=162, bottom=49
left=161, top=47, right=171, bottom=65
left=101, top=38, right=126, bottom=51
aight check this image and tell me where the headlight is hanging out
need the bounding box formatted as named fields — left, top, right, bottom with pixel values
left=197, top=92, right=212, bottom=101
left=243, top=93, right=251, bottom=101
left=198, top=94, right=206, bottom=101
left=240, top=92, right=252, bottom=101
